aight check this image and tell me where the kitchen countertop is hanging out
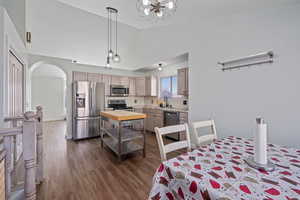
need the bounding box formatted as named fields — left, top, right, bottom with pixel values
left=133, top=105, right=189, bottom=113
left=100, top=110, right=147, bottom=121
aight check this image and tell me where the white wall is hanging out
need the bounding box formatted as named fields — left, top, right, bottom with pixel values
left=31, top=76, right=66, bottom=121
left=138, top=3, right=300, bottom=147
left=2, top=0, right=26, bottom=42
left=0, top=7, right=28, bottom=129
left=26, top=0, right=140, bottom=70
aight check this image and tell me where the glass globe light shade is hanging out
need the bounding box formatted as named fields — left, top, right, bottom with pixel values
left=168, top=1, right=174, bottom=9
left=113, top=54, right=121, bottom=63
left=143, top=0, right=150, bottom=6
left=144, top=7, right=150, bottom=16
left=108, top=49, right=114, bottom=58
left=157, top=10, right=163, bottom=18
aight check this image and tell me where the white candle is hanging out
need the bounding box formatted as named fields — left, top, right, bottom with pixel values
left=254, top=120, right=267, bottom=165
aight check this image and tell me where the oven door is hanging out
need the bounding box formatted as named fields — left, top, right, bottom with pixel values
left=110, top=85, right=129, bottom=96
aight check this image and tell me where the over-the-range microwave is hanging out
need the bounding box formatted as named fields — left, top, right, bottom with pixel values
left=110, top=85, right=129, bottom=97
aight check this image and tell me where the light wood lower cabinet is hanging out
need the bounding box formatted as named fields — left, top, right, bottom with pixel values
left=179, top=112, right=188, bottom=140
left=134, top=108, right=188, bottom=135
left=143, top=108, right=163, bottom=132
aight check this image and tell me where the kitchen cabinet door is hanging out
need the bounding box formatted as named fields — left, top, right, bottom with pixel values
left=179, top=112, right=188, bottom=140
left=135, top=77, right=146, bottom=96
left=177, top=68, right=189, bottom=96
left=120, top=76, right=129, bottom=86
left=185, top=68, right=189, bottom=96
left=111, top=75, right=122, bottom=85
left=73, top=71, right=87, bottom=81
left=145, top=76, right=157, bottom=97
left=129, top=77, right=136, bottom=96
left=87, top=73, right=102, bottom=82
left=102, top=74, right=111, bottom=96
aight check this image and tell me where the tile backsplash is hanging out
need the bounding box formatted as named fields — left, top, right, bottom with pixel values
left=144, top=97, right=188, bottom=109
left=105, top=96, right=188, bottom=109
left=106, top=96, right=145, bottom=107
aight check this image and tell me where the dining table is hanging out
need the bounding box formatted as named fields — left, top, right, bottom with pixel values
left=149, top=136, right=300, bottom=200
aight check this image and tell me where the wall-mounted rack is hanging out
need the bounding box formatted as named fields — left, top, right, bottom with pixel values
left=218, top=51, right=274, bottom=71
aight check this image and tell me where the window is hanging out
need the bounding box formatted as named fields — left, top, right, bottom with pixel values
left=160, top=76, right=178, bottom=97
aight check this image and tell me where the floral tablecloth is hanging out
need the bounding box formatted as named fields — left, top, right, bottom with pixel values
left=149, top=136, right=300, bottom=200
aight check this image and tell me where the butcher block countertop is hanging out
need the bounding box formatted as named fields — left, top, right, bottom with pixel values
left=100, top=110, right=147, bottom=121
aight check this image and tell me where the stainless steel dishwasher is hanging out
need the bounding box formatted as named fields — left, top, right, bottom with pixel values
left=164, top=111, right=180, bottom=141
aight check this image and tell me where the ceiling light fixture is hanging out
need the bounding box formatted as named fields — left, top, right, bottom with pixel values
left=137, top=0, right=177, bottom=20
left=106, top=7, right=121, bottom=68
left=158, top=63, right=163, bottom=71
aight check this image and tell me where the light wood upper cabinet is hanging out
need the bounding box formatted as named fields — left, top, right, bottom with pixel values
left=87, top=73, right=102, bottom=82
left=135, top=77, right=146, bottom=96
left=120, top=76, right=129, bottom=86
left=177, top=68, right=189, bottom=96
left=102, top=74, right=112, bottom=96
left=129, top=77, right=136, bottom=96
left=111, top=75, right=121, bottom=85
left=145, top=76, right=157, bottom=97
left=73, top=71, right=88, bottom=81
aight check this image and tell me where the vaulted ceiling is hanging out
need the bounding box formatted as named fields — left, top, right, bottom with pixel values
left=57, top=0, right=298, bottom=29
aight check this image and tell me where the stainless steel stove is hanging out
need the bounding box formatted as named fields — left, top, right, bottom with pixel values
left=107, top=100, right=133, bottom=111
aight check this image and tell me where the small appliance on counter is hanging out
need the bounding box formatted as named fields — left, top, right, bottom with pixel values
left=72, top=81, right=105, bottom=140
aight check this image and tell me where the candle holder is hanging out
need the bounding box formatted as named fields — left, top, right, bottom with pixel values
left=245, top=157, right=276, bottom=172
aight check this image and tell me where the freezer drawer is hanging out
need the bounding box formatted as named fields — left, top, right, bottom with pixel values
left=73, top=117, right=100, bottom=140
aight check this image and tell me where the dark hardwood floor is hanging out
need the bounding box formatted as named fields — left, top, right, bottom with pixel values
left=37, top=121, right=181, bottom=200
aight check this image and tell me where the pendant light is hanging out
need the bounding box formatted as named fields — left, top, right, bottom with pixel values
left=106, top=7, right=121, bottom=67
left=158, top=63, right=163, bottom=71
left=113, top=10, right=121, bottom=63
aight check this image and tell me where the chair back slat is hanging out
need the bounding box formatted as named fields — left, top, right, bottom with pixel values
left=164, top=141, right=190, bottom=154
left=157, top=124, right=186, bottom=135
left=191, top=119, right=217, bottom=147
left=155, top=123, right=191, bottom=161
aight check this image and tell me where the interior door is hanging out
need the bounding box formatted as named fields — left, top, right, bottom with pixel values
left=8, top=51, right=24, bottom=161
left=8, top=51, right=24, bottom=117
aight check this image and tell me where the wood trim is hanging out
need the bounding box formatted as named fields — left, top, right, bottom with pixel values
left=0, top=158, right=5, bottom=200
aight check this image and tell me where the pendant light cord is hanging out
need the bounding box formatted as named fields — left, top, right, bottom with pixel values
left=107, top=9, right=110, bottom=54
left=115, top=11, right=118, bottom=55
left=110, top=10, right=112, bottom=52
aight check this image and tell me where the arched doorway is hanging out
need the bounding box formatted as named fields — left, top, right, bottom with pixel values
left=30, top=63, right=67, bottom=121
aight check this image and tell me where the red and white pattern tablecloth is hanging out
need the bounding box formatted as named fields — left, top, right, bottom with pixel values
left=149, top=136, right=300, bottom=200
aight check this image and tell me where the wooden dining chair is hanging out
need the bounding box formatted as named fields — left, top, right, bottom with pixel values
left=154, top=123, right=191, bottom=161
left=191, top=120, right=217, bottom=147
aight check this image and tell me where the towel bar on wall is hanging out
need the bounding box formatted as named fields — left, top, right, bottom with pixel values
left=218, top=51, right=274, bottom=71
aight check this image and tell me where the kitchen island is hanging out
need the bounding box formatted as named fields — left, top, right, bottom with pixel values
left=100, top=110, right=147, bottom=161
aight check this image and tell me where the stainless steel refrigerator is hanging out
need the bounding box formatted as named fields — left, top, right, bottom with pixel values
left=72, top=81, right=105, bottom=140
